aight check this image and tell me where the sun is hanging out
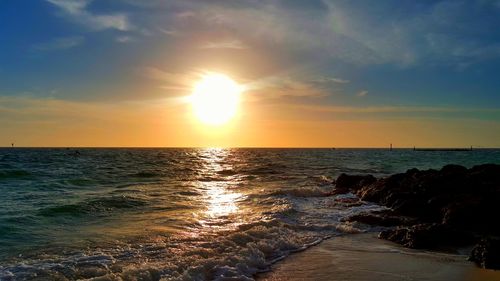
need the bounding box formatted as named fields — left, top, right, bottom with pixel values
left=190, top=73, right=242, bottom=125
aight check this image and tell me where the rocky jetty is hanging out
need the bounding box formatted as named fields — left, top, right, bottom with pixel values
left=333, top=164, right=500, bottom=270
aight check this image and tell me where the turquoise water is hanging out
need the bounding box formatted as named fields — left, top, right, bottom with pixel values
left=1, top=148, right=499, bottom=280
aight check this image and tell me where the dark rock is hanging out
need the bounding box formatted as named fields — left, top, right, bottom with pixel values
left=378, top=224, right=441, bottom=249
left=334, top=164, right=500, bottom=269
left=440, top=164, right=468, bottom=175
left=333, top=173, right=376, bottom=194
left=470, top=238, right=500, bottom=270
left=379, top=223, right=474, bottom=249
left=441, top=198, right=482, bottom=227
left=343, top=164, right=500, bottom=232
left=345, top=210, right=416, bottom=227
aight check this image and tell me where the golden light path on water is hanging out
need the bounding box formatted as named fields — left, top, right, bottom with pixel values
left=204, top=182, right=240, bottom=218
left=194, top=148, right=246, bottom=230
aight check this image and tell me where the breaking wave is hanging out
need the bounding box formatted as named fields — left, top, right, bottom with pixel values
left=0, top=219, right=329, bottom=280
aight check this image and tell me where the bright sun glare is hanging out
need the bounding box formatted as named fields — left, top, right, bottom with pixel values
left=191, top=73, right=242, bottom=125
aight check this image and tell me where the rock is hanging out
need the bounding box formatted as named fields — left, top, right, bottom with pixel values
left=441, top=198, right=482, bottom=227
left=379, top=224, right=441, bottom=249
left=440, top=164, right=468, bottom=175
left=345, top=210, right=416, bottom=227
left=378, top=223, right=473, bottom=249
left=333, top=174, right=376, bottom=194
left=343, top=164, right=500, bottom=231
left=334, top=164, right=500, bottom=269
left=469, top=238, right=500, bottom=270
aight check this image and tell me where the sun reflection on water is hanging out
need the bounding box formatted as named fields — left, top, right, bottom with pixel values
left=195, top=148, right=245, bottom=229
left=204, top=182, right=240, bottom=217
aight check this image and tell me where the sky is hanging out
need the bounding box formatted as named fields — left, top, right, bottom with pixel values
left=1, top=0, right=500, bottom=147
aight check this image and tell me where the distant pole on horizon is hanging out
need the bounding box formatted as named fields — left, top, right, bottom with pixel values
left=390, top=143, right=393, bottom=151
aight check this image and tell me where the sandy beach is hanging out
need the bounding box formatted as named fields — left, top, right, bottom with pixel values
left=258, top=233, right=500, bottom=281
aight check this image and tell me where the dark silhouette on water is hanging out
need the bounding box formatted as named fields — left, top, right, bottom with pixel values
left=66, top=150, right=81, bottom=157
left=11, top=143, right=14, bottom=147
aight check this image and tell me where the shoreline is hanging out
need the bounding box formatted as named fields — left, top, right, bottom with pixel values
left=257, top=233, right=500, bottom=281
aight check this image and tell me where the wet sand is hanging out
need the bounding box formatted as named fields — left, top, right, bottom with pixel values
left=258, top=233, right=500, bottom=281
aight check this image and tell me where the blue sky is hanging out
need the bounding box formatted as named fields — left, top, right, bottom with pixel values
left=1, top=0, right=500, bottom=147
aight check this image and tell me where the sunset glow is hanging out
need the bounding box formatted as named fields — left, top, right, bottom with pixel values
left=1, top=1, right=500, bottom=148
left=2, top=2, right=500, bottom=280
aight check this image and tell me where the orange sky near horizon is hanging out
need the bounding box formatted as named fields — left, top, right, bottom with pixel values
left=2, top=94, right=499, bottom=148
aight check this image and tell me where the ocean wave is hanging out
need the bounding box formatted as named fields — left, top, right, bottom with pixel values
left=63, top=178, right=96, bottom=187
left=130, top=171, right=160, bottom=178
left=1, top=197, right=379, bottom=280
left=198, top=176, right=227, bottom=182
left=335, top=222, right=365, bottom=234
left=175, top=190, right=202, bottom=196
left=216, top=169, right=237, bottom=176
left=0, top=170, right=31, bottom=180
left=0, top=163, right=14, bottom=169
left=247, top=167, right=280, bottom=175
left=270, top=187, right=331, bottom=197
left=37, top=196, right=148, bottom=217
left=0, top=219, right=328, bottom=280
left=309, top=175, right=334, bottom=186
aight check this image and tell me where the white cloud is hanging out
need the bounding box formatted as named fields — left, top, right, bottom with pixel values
left=357, top=90, right=368, bottom=97
left=46, top=0, right=132, bottom=31
left=322, top=0, right=500, bottom=67
left=244, top=76, right=331, bottom=102
left=200, top=39, right=247, bottom=50
left=116, top=36, right=134, bottom=43
left=312, top=77, right=350, bottom=84
left=32, top=36, right=84, bottom=51
left=139, top=67, right=197, bottom=93
left=288, top=104, right=500, bottom=115
left=159, top=28, right=179, bottom=36
left=161, top=0, right=500, bottom=68
left=157, top=2, right=387, bottom=65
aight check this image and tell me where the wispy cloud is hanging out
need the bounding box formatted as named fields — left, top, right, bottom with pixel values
left=311, top=77, right=350, bottom=84
left=140, top=67, right=330, bottom=101
left=115, top=36, right=134, bottom=43
left=244, top=76, right=331, bottom=102
left=46, top=0, right=132, bottom=31
left=324, top=0, right=500, bottom=67
left=289, top=104, right=500, bottom=115
left=139, top=67, right=196, bottom=93
left=200, top=39, right=247, bottom=50
left=159, top=28, right=179, bottom=37
left=32, top=36, right=84, bottom=51
left=159, top=0, right=500, bottom=68
left=357, top=90, right=368, bottom=97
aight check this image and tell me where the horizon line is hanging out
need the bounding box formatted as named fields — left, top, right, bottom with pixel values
left=1, top=146, right=499, bottom=149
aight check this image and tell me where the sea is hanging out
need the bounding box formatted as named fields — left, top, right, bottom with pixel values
left=1, top=148, right=499, bottom=280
